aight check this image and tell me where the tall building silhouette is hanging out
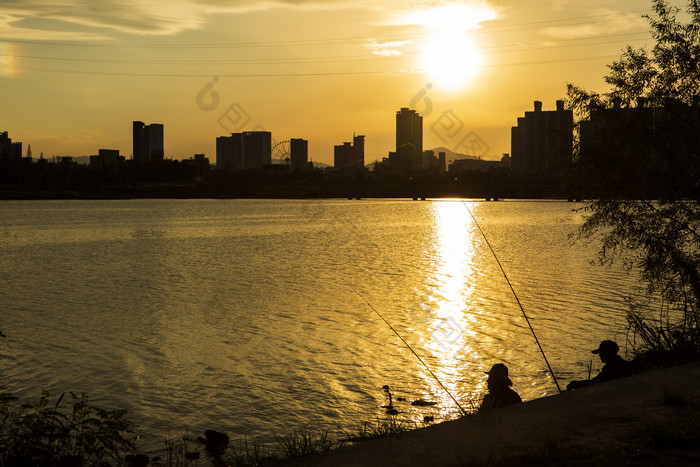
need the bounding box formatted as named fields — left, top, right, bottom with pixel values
left=133, top=121, right=164, bottom=164
left=0, top=131, right=22, bottom=161
left=89, top=149, right=122, bottom=171
left=216, top=133, right=243, bottom=171
left=242, top=131, right=271, bottom=170
left=577, top=97, right=700, bottom=193
left=216, top=131, right=272, bottom=171
left=579, top=97, right=659, bottom=171
left=511, top=101, right=573, bottom=177
left=353, top=134, right=365, bottom=168
left=334, top=133, right=365, bottom=174
left=439, top=151, right=446, bottom=172
left=396, top=108, right=423, bottom=170
left=290, top=138, right=309, bottom=172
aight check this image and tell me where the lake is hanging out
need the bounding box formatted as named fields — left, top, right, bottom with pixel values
left=0, top=199, right=642, bottom=452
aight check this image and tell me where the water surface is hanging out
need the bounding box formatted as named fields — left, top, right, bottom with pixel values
left=0, top=199, right=642, bottom=450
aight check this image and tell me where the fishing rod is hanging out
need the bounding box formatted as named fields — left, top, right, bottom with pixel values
left=246, top=155, right=562, bottom=394
left=450, top=192, right=563, bottom=394
left=351, top=286, right=469, bottom=416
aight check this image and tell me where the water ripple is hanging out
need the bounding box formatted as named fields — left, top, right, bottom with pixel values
left=0, top=199, right=641, bottom=452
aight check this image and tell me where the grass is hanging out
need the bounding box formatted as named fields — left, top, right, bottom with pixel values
left=274, top=424, right=336, bottom=460
left=345, top=416, right=414, bottom=442
left=0, top=390, right=424, bottom=466
left=155, top=416, right=414, bottom=466
left=226, top=437, right=279, bottom=467
left=139, top=425, right=341, bottom=466
left=3, top=376, right=699, bottom=466
left=0, top=391, right=136, bottom=467
left=155, top=431, right=200, bottom=467
left=626, top=298, right=700, bottom=371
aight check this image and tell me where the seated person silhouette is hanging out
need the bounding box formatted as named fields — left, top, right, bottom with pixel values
left=478, top=363, right=522, bottom=412
left=567, top=340, right=632, bottom=391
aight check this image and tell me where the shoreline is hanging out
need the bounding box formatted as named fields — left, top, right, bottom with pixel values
left=0, top=193, right=584, bottom=202
left=0, top=178, right=584, bottom=200
left=282, top=361, right=700, bottom=466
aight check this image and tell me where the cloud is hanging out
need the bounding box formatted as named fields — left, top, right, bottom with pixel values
left=0, top=12, right=110, bottom=41
left=384, top=1, right=499, bottom=29
left=364, top=39, right=411, bottom=56
left=541, top=8, right=646, bottom=39
left=0, top=0, right=500, bottom=39
left=0, top=0, right=361, bottom=37
left=373, top=50, right=403, bottom=56
left=0, top=0, right=213, bottom=37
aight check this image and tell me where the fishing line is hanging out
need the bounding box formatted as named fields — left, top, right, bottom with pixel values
left=234, top=160, right=563, bottom=396
left=350, top=286, right=468, bottom=416
left=448, top=191, right=563, bottom=393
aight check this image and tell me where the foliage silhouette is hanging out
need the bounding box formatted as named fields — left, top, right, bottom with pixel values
left=567, top=0, right=700, bottom=364
left=0, top=391, right=136, bottom=466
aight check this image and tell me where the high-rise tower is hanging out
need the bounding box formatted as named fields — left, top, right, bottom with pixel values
left=215, top=131, right=271, bottom=171
left=133, top=121, right=164, bottom=164
left=290, top=138, right=309, bottom=172
left=511, top=101, right=572, bottom=177
left=241, top=131, right=271, bottom=170
left=333, top=133, right=364, bottom=174
left=395, top=108, right=423, bottom=171
left=216, top=133, right=243, bottom=171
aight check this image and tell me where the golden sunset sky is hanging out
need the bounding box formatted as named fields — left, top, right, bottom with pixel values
left=1, top=0, right=653, bottom=164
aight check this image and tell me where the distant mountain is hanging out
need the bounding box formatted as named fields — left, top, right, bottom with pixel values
left=426, top=147, right=478, bottom=161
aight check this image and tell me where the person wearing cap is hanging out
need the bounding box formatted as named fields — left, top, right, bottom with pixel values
left=478, top=363, right=522, bottom=412
left=566, top=340, right=632, bottom=391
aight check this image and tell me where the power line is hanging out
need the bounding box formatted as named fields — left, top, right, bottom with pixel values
left=11, top=53, right=624, bottom=78
left=11, top=66, right=393, bottom=77
left=0, top=32, right=650, bottom=68
left=473, top=10, right=650, bottom=34
left=0, top=9, right=652, bottom=49
left=0, top=52, right=402, bottom=65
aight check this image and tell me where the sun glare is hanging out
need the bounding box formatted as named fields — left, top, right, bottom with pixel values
left=421, top=30, right=482, bottom=90
left=0, top=43, right=20, bottom=77
left=405, top=3, right=497, bottom=91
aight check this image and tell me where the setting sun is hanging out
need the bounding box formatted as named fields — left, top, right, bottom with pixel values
left=1, top=0, right=650, bottom=166
left=421, top=29, right=483, bottom=90
left=1, top=0, right=683, bottom=462
left=400, top=3, right=496, bottom=90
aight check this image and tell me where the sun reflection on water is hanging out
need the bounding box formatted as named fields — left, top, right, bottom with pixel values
left=414, top=200, right=489, bottom=418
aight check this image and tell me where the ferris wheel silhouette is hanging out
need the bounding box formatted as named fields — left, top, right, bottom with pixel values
left=271, top=139, right=290, bottom=164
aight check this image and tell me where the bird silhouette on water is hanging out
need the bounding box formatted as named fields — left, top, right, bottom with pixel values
left=381, top=385, right=399, bottom=415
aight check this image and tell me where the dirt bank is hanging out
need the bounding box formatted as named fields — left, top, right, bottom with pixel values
left=283, top=361, right=700, bottom=466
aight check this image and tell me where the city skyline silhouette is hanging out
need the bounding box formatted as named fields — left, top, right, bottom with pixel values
left=0, top=1, right=652, bottom=165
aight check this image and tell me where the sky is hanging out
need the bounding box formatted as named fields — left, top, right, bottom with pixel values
left=0, top=0, right=655, bottom=164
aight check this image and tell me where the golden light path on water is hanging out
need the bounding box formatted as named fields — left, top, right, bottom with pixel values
left=0, top=199, right=641, bottom=450
left=420, top=200, right=485, bottom=416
